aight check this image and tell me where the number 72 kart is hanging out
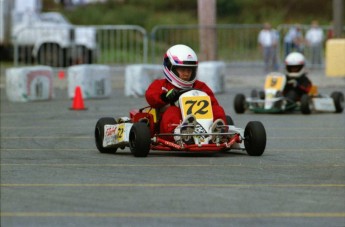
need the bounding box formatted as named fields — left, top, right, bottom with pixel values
left=233, top=72, right=344, bottom=114
left=95, top=89, right=267, bottom=157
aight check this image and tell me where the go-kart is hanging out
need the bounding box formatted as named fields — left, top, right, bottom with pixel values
left=95, top=89, right=267, bottom=157
left=234, top=72, right=344, bottom=114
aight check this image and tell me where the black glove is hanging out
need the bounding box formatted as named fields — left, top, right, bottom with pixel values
left=161, top=89, right=179, bottom=103
left=287, top=79, right=298, bottom=87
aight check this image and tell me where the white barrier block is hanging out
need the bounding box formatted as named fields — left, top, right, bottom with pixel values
left=67, top=64, right=112, bottom=99
left=125, top=64, right=162, bottom=97
left=6, top=66, right=54, bottom=102
left=197, top=61, right=226, bottom=93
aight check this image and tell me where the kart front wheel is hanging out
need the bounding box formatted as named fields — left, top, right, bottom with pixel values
left=331, top=91, right=344, bottom=113
left=234, top=94, right=246, bottom=114
left=300, top=94, right=312, bottom=114
left=129, top=122, right=151, bottom=157
left=244, top=121, right=266, bottom=156
left=95, top=117, right=118, bottom=153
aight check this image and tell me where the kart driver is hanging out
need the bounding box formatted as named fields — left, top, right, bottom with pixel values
left=145, top=44, right=227, bottom=142
left=283, top=52, right=312, bottom=102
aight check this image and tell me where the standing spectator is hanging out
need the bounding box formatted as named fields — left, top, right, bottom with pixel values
left=283, top=24, right=304, bottom=57
left=305, top=20, right=324, bottom=67
left=258, top=22, right=279, bottom=72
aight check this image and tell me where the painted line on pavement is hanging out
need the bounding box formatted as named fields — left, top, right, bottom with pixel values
left=1, top=183, right=345, bottom=188
left=1, top=212, right=345, bottom=218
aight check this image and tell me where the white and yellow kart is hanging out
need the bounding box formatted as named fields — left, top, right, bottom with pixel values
left=234, top=72, right=344, bottom=114
left=95, top=89, right=267, bottom=157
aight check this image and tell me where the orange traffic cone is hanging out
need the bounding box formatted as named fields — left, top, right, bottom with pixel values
left=70, top=86, right=87, bottom=110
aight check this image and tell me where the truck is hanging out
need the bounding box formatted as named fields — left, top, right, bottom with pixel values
left=0, top=0, right=98, bottom=67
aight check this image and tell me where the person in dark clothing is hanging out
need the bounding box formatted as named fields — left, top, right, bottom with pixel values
left=283, top=52, right=312, bottom=102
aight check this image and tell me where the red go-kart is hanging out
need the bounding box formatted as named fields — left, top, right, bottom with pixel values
left=95, top=89, right=267, bottom=157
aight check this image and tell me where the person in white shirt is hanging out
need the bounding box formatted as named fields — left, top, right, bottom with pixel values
left=258, top=22, right=279, bottom=72
left=305, top=20, right=324, bottom=66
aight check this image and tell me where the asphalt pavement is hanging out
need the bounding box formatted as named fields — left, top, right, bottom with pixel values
left=1, top=65, right=345, bottom=227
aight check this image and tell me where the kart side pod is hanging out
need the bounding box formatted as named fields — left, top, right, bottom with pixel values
left=130, top=107, right=158, bottom=137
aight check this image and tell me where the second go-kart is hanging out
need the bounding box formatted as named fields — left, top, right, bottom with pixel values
left=95, top=89, right=267, bottom=157
left=234, top=72, right=344, bottom=114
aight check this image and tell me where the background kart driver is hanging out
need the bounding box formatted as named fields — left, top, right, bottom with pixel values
left=145, top=44, right=227, bottom=142
left=283, top=52, right=313, bottom=102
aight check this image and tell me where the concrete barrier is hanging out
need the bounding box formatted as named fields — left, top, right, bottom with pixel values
left=6, top=66, right=54, bottom=102
left=67, top=64, right=112, bottom=99
left=124, top=64, right=162, bottom=97
left=124, top=62, right=226, bottom=97
left=197, top=61, right=226, bottom=93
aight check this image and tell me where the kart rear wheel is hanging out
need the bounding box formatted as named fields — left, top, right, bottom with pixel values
left=251, top=89, right=258, bottom=98
left=234, top=94, right=246, bottom=114
left=95, top=117, right=118, bottom=153
left=244, top=121, right=266, bottom=156
left=259, top=90, right=265, bottom=100
left=331, top=91, right=344, bottom=113
left=226, top=115, right=234, bottom=125
left=300, top=94, right=312, bottom=114
left=129, top=122, right=151, bottom=157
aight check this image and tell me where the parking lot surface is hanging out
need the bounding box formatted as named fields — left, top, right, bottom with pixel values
left=1, top=67, right=345, bottom=226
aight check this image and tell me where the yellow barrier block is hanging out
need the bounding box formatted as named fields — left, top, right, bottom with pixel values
left=325, top=39, right=345, bottom=77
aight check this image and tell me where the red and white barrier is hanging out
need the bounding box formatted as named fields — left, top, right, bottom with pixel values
left=6, top=66, right=54, bottom=102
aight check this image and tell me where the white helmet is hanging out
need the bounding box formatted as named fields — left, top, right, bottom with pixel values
left=163, top=44, right=198, bottom=89
left=285, top=52, right=306, bottom=77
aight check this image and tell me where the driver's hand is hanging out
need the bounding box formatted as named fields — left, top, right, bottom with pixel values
left=161, top=89, right=179, bottom=103
left=287, top=79, right=297, bottom=87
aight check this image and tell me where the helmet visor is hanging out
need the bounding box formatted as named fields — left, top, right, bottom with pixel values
left=286, top=65, right=303, bottom=73
left=172, top=66, right=197, bottom=82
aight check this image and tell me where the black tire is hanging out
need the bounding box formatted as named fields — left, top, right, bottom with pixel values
left=226, top=115, right=234, bottom=125
left=234, top=94, right=246, bottom=114
left=244, top=121, right=266, bottom=156
left=74, top=46, right=94, bottom=64
left=300, top=94, right=312, bottom=114
left=95, top=117, right=118, bottom=153
left=259, top=90, right=265, bottom=100
left=331, top=91, right=344, bottom=113
left=285, top=90, right=298, bottom=103
left=37, top=44, right=63, bottom=67
left=129, top=122, right=151, bottom=157
left=251, top=89, right=258, bottom=98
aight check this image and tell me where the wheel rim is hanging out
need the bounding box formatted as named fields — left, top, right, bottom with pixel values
left=129, top=130, right=136, bottom=149
left=244, top=129, right=252, bottom=148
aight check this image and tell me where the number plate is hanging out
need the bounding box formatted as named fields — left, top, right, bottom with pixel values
left=103, top=123, right=132, bottom=147
left=180, top=96, right=213, bottom=120
left=264, top=74, right=286, bottom=91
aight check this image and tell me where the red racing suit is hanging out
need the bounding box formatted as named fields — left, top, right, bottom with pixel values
left=145, top=79, right=227, bottom=139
